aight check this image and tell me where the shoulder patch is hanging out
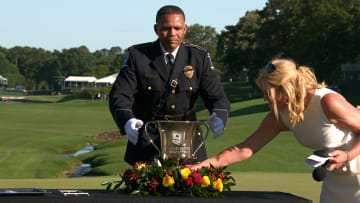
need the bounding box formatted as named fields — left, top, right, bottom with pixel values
left=122, top=52, right=130, bottom=68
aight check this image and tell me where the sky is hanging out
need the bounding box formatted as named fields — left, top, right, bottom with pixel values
left=1, top=0, right=268, bottom=52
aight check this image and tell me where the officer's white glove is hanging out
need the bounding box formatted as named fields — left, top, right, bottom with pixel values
left=206, top=112, right=224, bottom=139
left=125, top=118, right=143, bottom=145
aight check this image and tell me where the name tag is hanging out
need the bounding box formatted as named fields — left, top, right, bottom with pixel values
left=145, top=74, right=158, bottom=79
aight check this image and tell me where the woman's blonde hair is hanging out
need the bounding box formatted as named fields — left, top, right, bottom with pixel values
left=256, top=58, right=326, bottom=127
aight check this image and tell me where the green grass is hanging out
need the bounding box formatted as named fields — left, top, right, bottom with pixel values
left=0, top=90, right=26, bottom=95
left=0, top=99, right=118, bottom=178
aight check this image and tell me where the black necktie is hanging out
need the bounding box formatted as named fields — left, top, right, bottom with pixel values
left=166, top=54, right=174, bottom=72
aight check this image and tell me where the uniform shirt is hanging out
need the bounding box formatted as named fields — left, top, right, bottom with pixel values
left=160, top=42, right=179, bottom=65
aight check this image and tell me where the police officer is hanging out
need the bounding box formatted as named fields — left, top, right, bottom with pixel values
left=109, top=5, right=230, bottom=165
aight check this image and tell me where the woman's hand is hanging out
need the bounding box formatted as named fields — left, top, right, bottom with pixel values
left=185, top=161, right=210, bottom=171
left=327, top=150, right=349, bottom=171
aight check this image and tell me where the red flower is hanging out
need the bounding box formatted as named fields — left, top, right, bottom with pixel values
left=217, top=172, right=225, bottom=182
left=192, top=173, right=202, bottom=184
left=185, top=177, right=194, bottom=188
left=148, top=176, right=161, bottom=191
left=211, top=174, right=216, bottom=180
left=143, top=160, right=152, bottom=164
left=124, top=169, right=134, bottom=179
left=124, top=169, right=138, bottom=183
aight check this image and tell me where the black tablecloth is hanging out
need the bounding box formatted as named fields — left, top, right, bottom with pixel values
left=0, top=189, right=313, bottom=203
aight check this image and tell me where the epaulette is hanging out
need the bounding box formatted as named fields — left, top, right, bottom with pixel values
left=183, top=43, right=208, bottom=52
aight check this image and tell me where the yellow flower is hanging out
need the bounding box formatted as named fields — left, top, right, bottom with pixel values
left=213, top=178, right=223, bottom=192
left=201, top=176, right=210, bottom=187
left=135, top=163, right=147, bottom=171
left=180, top=168, right=192, bottom=179
left=162, top=174, right=175, bottom=187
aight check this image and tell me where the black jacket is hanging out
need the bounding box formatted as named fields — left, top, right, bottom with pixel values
left=109, top=40, right=230, bottom=165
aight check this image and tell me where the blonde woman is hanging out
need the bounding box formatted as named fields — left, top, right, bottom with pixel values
left=190, top=58, right=360, bottom=203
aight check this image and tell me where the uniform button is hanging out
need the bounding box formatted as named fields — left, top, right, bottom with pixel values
left=189, top=86, right=193, bottom=91
left=171, top=90, right=176, bottom=94
left=147, top=86, right=152, bottom=90
left=171, top=105, right=176, bottom=109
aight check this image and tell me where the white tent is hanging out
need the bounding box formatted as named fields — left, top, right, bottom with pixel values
left=0, top=75, right=8, bottom=86
left=63, top=76, right=97, bottom=90
left=95, top=73, right=118, bottom=86
left=64, top=76, right=97, bottom=83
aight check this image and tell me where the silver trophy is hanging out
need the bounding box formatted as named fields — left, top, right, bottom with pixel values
left=145, top=120, right=209, bottom=166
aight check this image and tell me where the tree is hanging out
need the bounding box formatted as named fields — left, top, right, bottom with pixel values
left=94, top=48, right=109, bottom=57
left=257, top=0, right=360, bottom=83
left=217, top=11, right=264, bottom=80
left=110, top=54, right=126, bottom=73
left=184, top=24, right=217, bottom=58
left=84, top=64, right=111, bottom=78
left=8, top=46, right=58, bottom=89
left=218, top=0, right=360, bottom=84
left=59, top=46, right=95, bottom=76
left=109, top=46, right=123, bottom=56
left=0, top=52, right=25, bottom=87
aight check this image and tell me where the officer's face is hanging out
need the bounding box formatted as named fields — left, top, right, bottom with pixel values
left=154, top=14, right=187, bottom=53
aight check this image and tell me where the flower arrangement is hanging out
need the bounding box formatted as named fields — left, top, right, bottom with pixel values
left=103, top=158, right=236, bottom=197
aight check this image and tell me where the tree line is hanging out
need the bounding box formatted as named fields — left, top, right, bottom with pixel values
left=216, top=0, right=360, bottom=85
left=0, top=0, right=359, bottom=91
left=0, top=45, right=126, bottom=90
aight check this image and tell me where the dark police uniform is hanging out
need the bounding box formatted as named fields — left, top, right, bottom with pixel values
left=109, top=40, right=230, bottom=165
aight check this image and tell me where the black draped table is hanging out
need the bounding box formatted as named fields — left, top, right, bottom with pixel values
left=0, top=189, right=313, bottom=203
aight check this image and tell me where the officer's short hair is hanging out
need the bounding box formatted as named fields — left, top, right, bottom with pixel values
left=156, top=5, right=185, bottom=23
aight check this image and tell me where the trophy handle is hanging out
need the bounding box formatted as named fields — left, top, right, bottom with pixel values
left=144, top=121, right=161, bottom=154
left=192, top=121, right=209, bottom=158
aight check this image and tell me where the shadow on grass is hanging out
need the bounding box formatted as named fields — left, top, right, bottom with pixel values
left=229, top=103, right=270, bottom=117
left=81, top=154, right=112, bottom=176
left=81, top=154, right=108, bottom=167
left=86, top=168, right=110, bottom=176
left=56, top=95, right=78, bottom=103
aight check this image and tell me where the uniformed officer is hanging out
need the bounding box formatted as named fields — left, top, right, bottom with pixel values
left=109, top=5, right=230, bottom=165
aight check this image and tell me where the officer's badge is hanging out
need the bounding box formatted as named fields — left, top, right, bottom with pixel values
left=183, top=65, right=194, bottom=79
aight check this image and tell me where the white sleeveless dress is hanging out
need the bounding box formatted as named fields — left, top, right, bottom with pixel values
left=280, top=88, right=360, bottom=203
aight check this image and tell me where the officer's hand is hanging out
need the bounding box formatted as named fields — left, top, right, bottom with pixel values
left=125, top=118, right=144, bottom=145
left=206, top=112, right=224, bottom=139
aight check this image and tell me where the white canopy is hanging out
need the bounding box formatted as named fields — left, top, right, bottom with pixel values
left=0, top=75, right=7, bottom=81
left=0, top=75, right=7, bottom=85
left=95, top=73, right=118, bottom=84
left=64, top=76, right=97, bottom=83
